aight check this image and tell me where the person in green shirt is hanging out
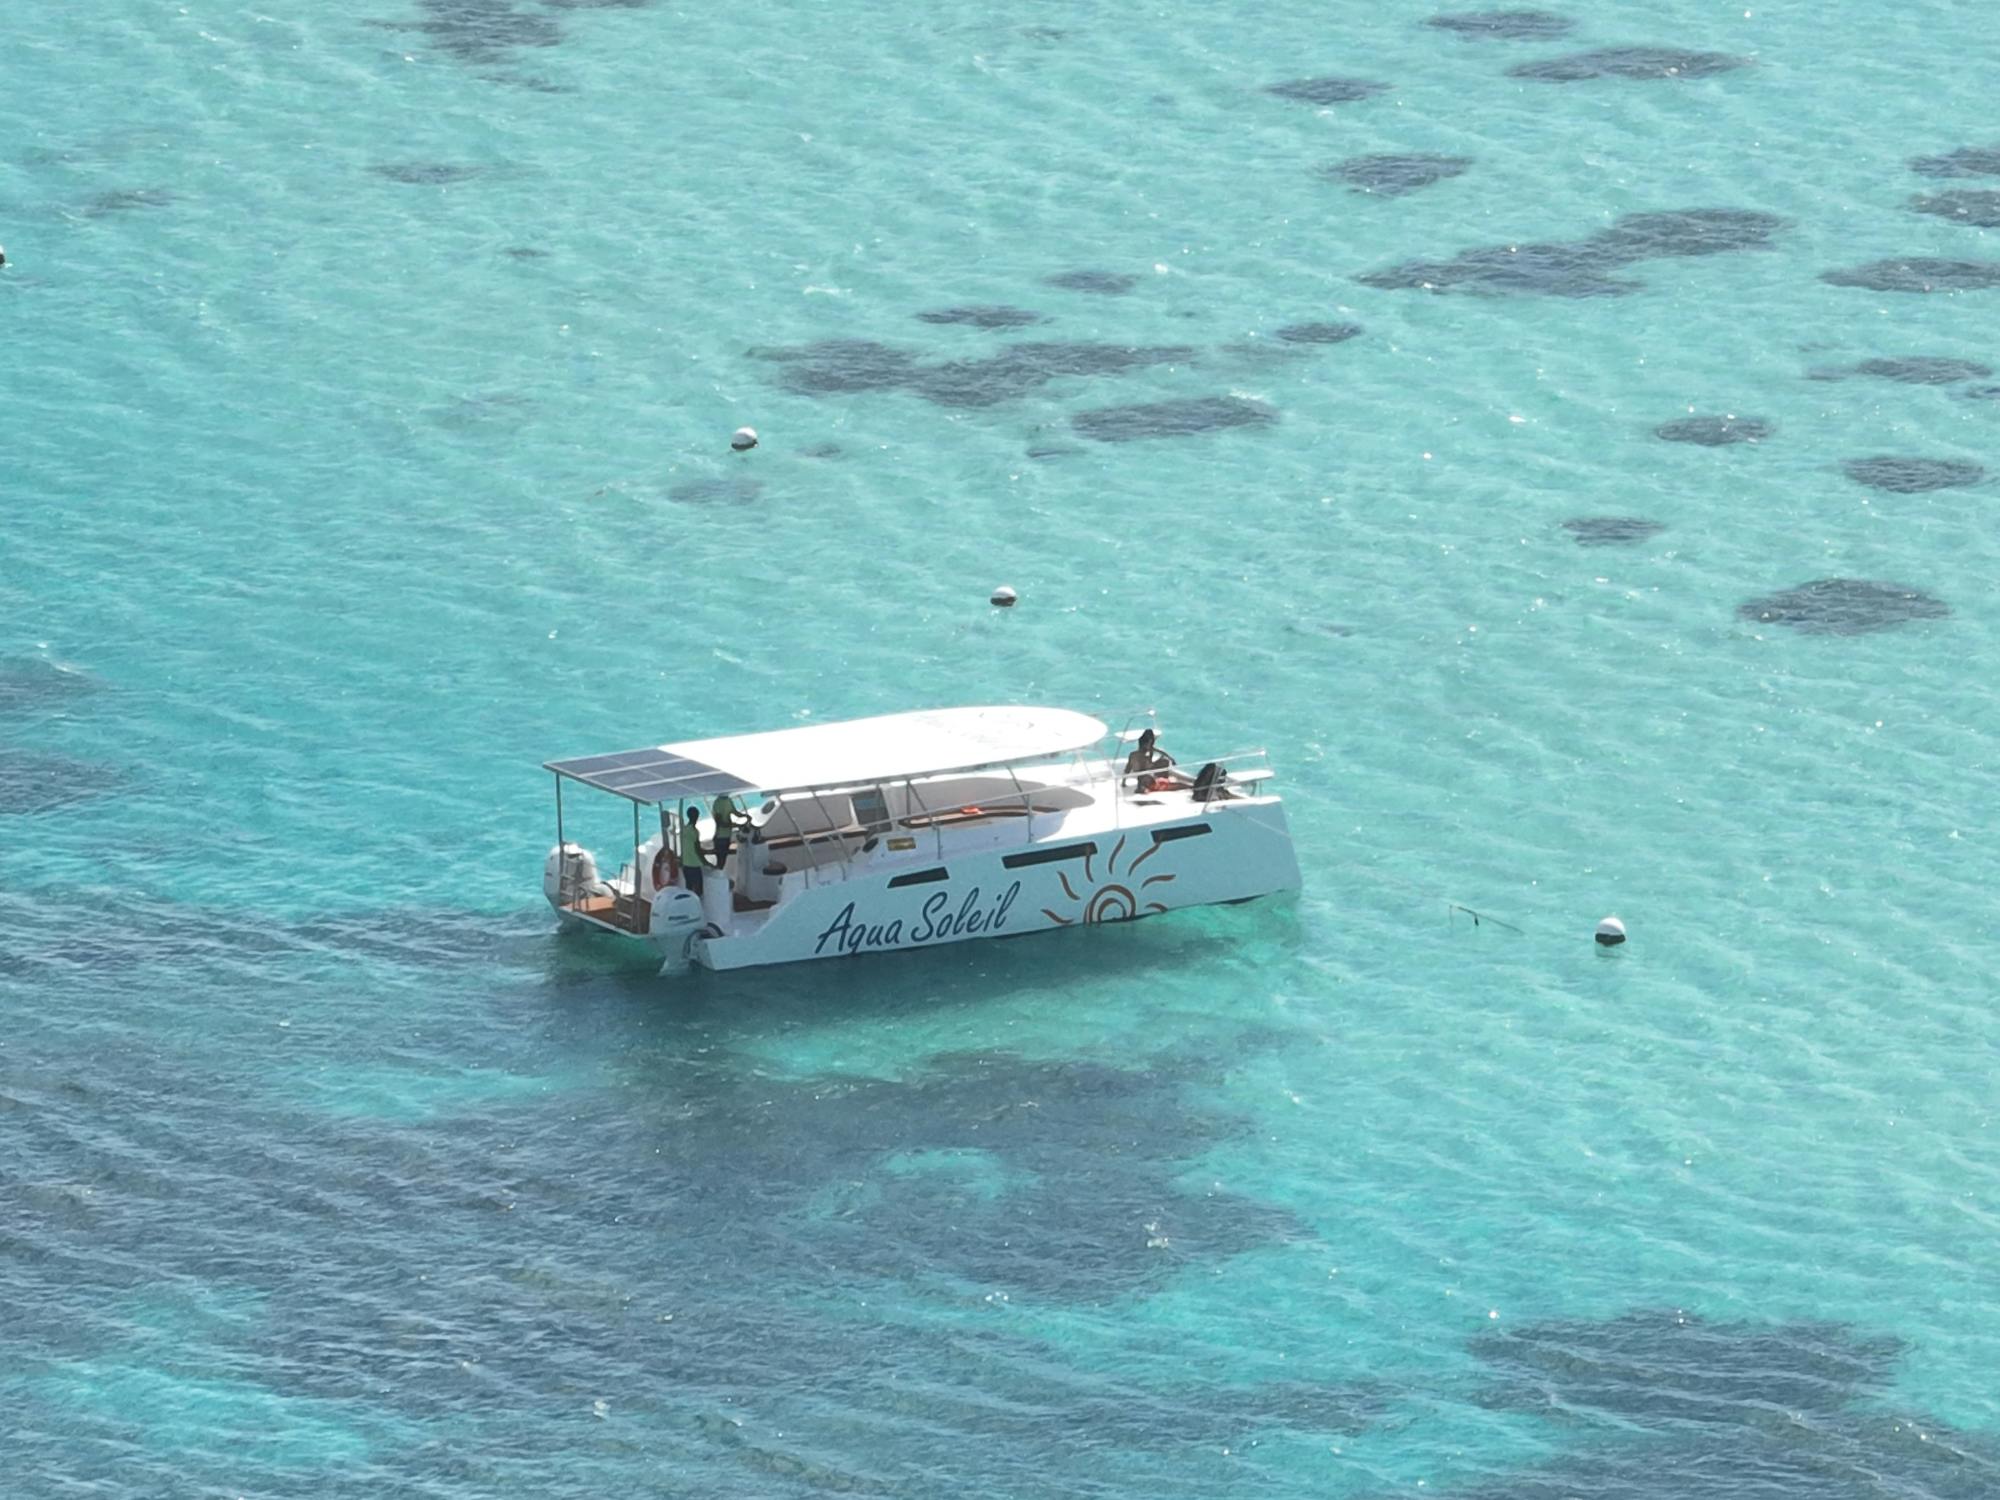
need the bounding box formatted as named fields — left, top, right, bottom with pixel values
left=710, top=792, right=750, bottom=873
left=677, top=805, right=708, bottom=895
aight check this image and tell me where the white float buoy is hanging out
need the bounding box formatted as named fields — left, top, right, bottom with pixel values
left=730, top=426, right=758, bottom=452
left=990, top=585, right=1018, bottom=608
left=1594, top=915, right=1626, bottom=948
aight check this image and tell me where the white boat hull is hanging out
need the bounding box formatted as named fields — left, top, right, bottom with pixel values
left=685, top=796, right=1298, bottom=972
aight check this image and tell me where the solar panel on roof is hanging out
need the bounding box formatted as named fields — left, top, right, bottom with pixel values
left=543, top=748, right=754, bottom=805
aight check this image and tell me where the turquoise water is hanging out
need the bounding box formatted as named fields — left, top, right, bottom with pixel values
left=5, top=0, right=1999, bottom=1493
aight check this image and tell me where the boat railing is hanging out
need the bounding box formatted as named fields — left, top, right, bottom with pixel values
left=878, top=745, right=1278, bottom=836
left=734, top=747, right=1276, bottom=888
left=1109, top=745, right=1274, bottom=826
left=556, top=860, right=649, bottom=934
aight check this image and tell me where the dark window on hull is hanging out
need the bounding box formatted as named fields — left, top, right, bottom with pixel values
left=1002, top=842, right=1097, bottom=869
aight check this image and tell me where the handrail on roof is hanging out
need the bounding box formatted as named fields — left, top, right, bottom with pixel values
left=545, top=744, right=1099, bottom=806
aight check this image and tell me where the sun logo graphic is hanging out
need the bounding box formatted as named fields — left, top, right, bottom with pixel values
left=1043, top=835, right=1177, bottom=926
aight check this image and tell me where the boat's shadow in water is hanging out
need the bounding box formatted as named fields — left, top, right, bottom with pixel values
left=537, top=890, right=1304, bottom=1034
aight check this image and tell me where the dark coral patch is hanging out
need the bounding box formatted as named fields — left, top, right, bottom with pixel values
left=500, top=1041, right=1312, bottom=1304
left=1273, top=321, right=1364, bottom=345
left=753, top=339, right=1193, bottom=409
left=1562, top=517, right=1665, bottom=545
left=395, top=0, right=561, bottom=64
left=786, top=1322, right=1382, bottom=1455
left=379, top=0, right=645, bottom=69
left=1043, top=270, right=1140, bottom=295
left=1071, top=396, right=1277, bottom=442
left=915, top=306, right=1045, bottom=329
left=0, top=1004, right=1325, bottom=1499
left=913, top=344, right=1195, bottom=408
left=1264, top=76, right=1391, bottom=105
left=1588, top=209, right=1784, bottom=259
left=794, top=1047, right=1310, bottom=1299
left=752, top=339, right=916, bottom=395
left=371, top=162, right=483, bottom=185
left=1909, top=145, right=2000, bottom=178
left=0, top=751, right=118, bottom=814
left=1738, top=578, right=1950, bottom=635
left=1442, top=1310, right=2000, bottom=1500
left=1808, top=357, right=1992, bottom=384
left=79, top=188, right=175, bottom=216
left=839, top=1145, right=1298, bottom=1300
left=1841, top=456, right=1985, bottom=492
left=1360, top=241, right=1635, bottom=297
left=1327, top=154, right=1471, bottom=198
left=1509, top=46, right=1749, bottom=80
left=0, top=659, right=96, bottom=715
left=1425, top=10, right=1574, bottom=40
left=1472, top=1310, right=1905, bottom=1427
left=426, top=391, right=532, bottom=432
left=1909, top=190, right=2000, bottom=227
left=1359, top=207, right=1784, bottom=297
left=1653, top=414, right=1770, bottom=445
left=1821, top=258, right=2000, bottom=293
left=668, top=476, right=763, bottom=504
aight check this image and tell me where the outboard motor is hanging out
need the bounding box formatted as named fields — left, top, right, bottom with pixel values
left=650, top=887, right=706, bottom=970
left=543, top=842, right=601, bottom=908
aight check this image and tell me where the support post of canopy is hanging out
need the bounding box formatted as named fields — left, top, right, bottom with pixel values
left=632, top=798, right=643, bottom=929
left=767, top=797, right=807, bottom=882
left=554, top=774, right=566, bottom=904
left=902, top=776, right=942, bottom=860
left=805, top=786, right=850, bottom=879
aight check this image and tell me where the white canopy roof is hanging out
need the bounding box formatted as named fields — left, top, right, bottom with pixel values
left=547, top=706, right=1109, bottom=804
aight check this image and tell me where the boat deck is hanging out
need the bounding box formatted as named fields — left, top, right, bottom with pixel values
left=561, top=888, right=774, bottom=937
left=561, top=893, right=647, bottom=934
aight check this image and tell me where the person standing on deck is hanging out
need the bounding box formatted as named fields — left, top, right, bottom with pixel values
left=710, top=792, right=750, bottom=874
left=677, top=804, right=708, bottom=895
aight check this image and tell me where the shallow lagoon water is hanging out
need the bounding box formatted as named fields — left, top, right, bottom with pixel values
left=4, top=1, right=1999, bottom=1495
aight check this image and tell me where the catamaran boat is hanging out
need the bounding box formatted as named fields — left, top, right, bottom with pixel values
left=540, top=706, right=1300, bottom=972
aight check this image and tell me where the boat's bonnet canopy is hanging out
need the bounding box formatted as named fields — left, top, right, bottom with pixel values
left=546, top=706, right=1109, bottom=804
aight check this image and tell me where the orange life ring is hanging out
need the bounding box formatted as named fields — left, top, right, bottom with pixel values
left=651, top=845, right=679, bottom=892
